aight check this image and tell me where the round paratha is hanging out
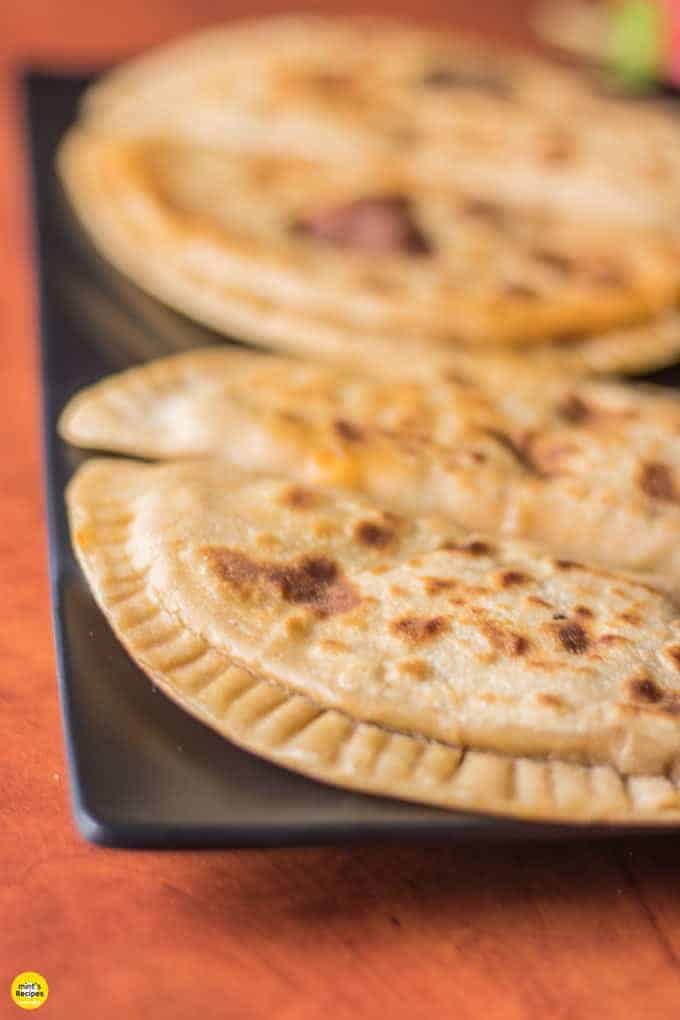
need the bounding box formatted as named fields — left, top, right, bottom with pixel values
left=66, top=456, right=680, bottom=822
left=58, top=129, right=680, bottom=355
left=60, top=347, right=680, bottom=593
left=80, top=16, right=680, bottom=232
left=58, top=15, right=680, bottom=372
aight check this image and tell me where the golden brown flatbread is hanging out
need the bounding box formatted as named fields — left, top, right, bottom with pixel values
left=57, top=129, right=680, bottom=353
left=80, top=16, right=680, bottom=233
left=60, top=348, right=680, bottom=594
left=66, top=457, right=680, bottom=823
left=58, top=16, right=680, bottom=372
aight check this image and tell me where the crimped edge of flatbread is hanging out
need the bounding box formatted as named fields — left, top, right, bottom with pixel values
left=66, top=458, right=680, bottom=824
left=57, top=127, right=680, bottom=380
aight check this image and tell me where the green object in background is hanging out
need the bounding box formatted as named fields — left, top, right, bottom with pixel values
left=608, top=0, right=669, bottom=86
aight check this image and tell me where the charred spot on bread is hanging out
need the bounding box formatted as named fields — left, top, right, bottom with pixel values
left=480, top=618, right=530, bottom=657
left=664, top=644, right=680, bottom=672
left=495, top=569, right=531, bottom=588
left=279, top=485, right=319, bottom=510
left=333, top=418, right=364, bottom=442
left=460, top=196, right=505, bottom=224
left=354, top=519, right=396, bottom=549
left=391, top=615, right=449, bottom=644
left=639, top=462, right=677, bottom=503
left=557, top=621, right=589, bottom=655
left=439, top=539, right=494, bottom=556
left=204, top=547, right=360, bottom=617
left=556, top=393, right=592, bottom=424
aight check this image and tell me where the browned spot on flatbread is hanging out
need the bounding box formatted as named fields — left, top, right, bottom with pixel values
left=333, top=418, right=364, bottom=442
left=320, top=638, right=350, bottom=653
left=285, top=614, right=311, bottom=638
left=553, top=331, right=584, bottom=348
left=389, top=126, right=423, bottom=149
left=460, top=196, right=505, bottom=224
left=541, top=130, right=575, bottom=165
left=595, top=633, right=629, bottom=648
left=527, top=657, right=562, bottom=672
left=531, top=249, right=629, bottom=289
left=269, top=557, right=359, bottom=616
left=354, top=519, right=396, bottom=549
left=556, top=393, right=592, bottom=424
left=643, top=157, right=671, bottom=182
left=358, top=271, right=401, bottom=296
left=628, top=674, right=664, bottom=704
left=524, top=595, right=553, bottom=610
left=522, top=434, right=578, bottom=477
left=618, top=609, right=642, bottom=626
left=397, top=658, right=430, bottom=681
left=639, top=461, right=678, bottom=503
left=439, top=539, right=494, bottom=556
left=481, top=619, right=530, bottom=657
left=206, top=547, right=260, bottom=590
left=255, top=533, right=281, bottom=551
left=482, top=429, right=543, bottom=476
left=557, top=393, right=639, bottom=427
left=204, top=547, right=360, bottom=617
left=443, top=370, right=472, bottom=387
left=534, top=248, right=632, bottom=289
left=421, top=66, right=512, bottom=97
left=75, top=526, right=94, bottom=550
left=583, top=257, right=630, bottom=289
left=665, top=644, right=680, bottom=671
left=536, top=692, right=565, bottom=709
left=280, top=485, right=319, bottom=510
left=308, top=70, right=352, bottom=93
left=531, top=248, right=574, bottom=275
left=312, top=519, right=338, bottom=540
left=502, top=282, right=540, bottom=300
left=381, top=510, right=406, bottom=528
left=574, top=605, right=594, bottom=619
left=277, top=409, right=304, bottom=426
left=625, top=672, right=680, bottom=715
left=422, top=576, right=457, bottom=596
left=557, top=621, right=589, bottom=655
left=494, top=569, right=530, bottom=588
left=391, top=615, right=449, bottom=645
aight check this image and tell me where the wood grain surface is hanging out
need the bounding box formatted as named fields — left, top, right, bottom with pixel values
left=2, top=2, right=680, bottom=1018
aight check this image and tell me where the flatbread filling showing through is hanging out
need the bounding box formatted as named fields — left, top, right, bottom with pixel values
left=292, top=194, right=432, bottom=255
left=59, top=131, right=680, bottom=352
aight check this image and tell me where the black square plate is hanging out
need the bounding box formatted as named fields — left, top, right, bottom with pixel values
left=25, top=72, right=680, bottom=847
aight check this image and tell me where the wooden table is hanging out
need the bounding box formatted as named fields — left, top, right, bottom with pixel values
left=2, top=2, right=680, bottom=1017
